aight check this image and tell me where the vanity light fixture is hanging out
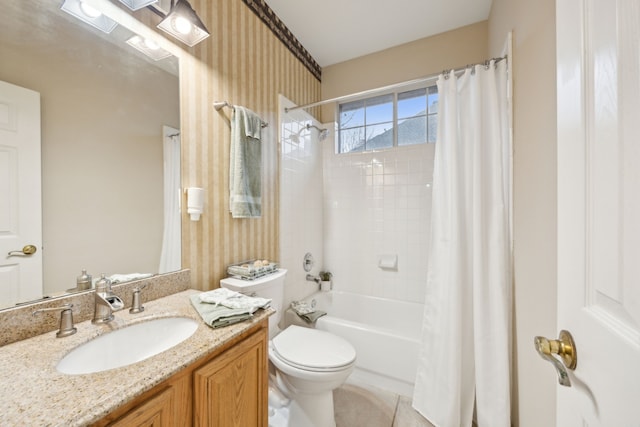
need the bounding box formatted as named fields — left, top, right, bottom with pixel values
left=60, top=0, right=117, bottom=34
left=157, top=0, right=210, bottom=47
left=126, top=35, right=172, bottom=61
left=118, top=0, right=158, bottom=11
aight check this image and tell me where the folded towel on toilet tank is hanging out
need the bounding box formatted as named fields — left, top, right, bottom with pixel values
left=198, top=287, right=271, bottom=310
left=190, top=293, right=256, bottom=328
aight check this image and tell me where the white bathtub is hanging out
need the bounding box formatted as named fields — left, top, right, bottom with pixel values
left=285, top=290, right=424, bottom=397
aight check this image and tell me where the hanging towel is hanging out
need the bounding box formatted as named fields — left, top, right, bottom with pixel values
left=230, top=106, right=262, bottom=218
left=189, top=293, right=256, bottom=328
left=198, top=287, right=272, bottom=311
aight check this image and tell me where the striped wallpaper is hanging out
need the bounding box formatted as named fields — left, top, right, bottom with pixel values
left=175, top=0, right=321, bottom=290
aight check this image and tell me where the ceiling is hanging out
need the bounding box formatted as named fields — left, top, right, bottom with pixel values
left=262, top=0, right=494, bottom=67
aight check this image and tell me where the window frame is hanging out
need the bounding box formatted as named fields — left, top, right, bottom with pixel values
left=336, top=81, right=438, bottom=154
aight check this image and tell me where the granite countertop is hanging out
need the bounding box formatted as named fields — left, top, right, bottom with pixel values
left=0, top=289, right=272, bottom=426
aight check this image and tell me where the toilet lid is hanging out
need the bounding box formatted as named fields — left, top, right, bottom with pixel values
left=272, top=325, right=356, bottom=371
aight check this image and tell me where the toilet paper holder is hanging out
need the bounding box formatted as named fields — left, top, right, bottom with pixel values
left=186, top=187, right=204, bottom=221
left=378, top=254, right=398, bottom=270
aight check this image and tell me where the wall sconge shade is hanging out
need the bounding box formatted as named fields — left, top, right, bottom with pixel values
left=60, top=0, right=117, bottom=34
left=118, top=0, right=158, bottom=11
left=157, top=0, right=210, bottom=47
left=126, top=36, right=172, bottom=61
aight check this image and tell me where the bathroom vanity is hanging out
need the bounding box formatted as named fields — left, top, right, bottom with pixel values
left=0, top=290, right=270, bottom=426
left=94, top=318, right=267, bottom=426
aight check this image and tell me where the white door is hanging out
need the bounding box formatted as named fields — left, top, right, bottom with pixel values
left=555, top=0, right=640, bottom=425
left=0, top=80, right=43, bottom=306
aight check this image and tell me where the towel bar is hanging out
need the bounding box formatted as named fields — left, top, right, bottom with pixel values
left=213, top=101, right=268, bottom=128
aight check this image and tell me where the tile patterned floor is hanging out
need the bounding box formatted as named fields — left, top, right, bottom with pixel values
left=334, top=380, right=435, bottom=427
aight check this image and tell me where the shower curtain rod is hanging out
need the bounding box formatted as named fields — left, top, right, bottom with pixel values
left=284, top=56, right=507, bottom=113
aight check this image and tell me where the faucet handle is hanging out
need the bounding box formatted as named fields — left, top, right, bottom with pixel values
left=33, top=304, right=78, bottom=338
left=129, top=286, right=146, bottom=314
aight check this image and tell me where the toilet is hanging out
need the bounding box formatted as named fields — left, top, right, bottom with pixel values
left=220, top=269, right=356, bottom=427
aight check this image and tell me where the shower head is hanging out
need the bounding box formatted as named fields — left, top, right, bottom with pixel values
left=290, top=133, right=301, bottom=144
left=288, top=123, right=329, bottom=143
left=305, top=124, right=329, bottom=141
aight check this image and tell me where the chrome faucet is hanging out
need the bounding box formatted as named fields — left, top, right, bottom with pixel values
left=306, top=274, right=321, bottom=284
left=92, top=274, right=124, bottom=324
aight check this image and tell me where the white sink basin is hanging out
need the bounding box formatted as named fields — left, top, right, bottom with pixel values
left=57, top=317, right=198, bottom=375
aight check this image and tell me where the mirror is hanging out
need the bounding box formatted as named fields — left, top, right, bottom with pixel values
left=0, top=0, right=181, bottom=309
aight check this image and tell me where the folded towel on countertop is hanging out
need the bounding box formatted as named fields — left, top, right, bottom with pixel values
left=199, top=287, right=271, bottom=311
left=230, top=106, right=262, bottom=218
left=290, top=300, right=326, bottom=324
left=189, top=294, right=256, bottom=329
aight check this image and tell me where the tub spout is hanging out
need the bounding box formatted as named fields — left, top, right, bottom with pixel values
left=306, top=274, right=321, bottom=284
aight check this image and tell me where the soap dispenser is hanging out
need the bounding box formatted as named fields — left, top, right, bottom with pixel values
left=76, top=269, right=92, bottom=290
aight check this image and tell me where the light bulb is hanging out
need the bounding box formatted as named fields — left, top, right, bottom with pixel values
left=79, top=1, right=102, bottom=18
left=174, top=16, right=192, bottom=35
left=143, top=38, right=160, bottom=50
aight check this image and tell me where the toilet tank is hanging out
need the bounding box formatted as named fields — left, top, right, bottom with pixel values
left=220, top=269, right=287, bottom=335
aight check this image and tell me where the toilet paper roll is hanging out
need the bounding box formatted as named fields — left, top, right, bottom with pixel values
left=187, top=187, right=204, bottom=221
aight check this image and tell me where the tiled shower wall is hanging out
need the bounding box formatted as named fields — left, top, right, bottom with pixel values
left=280, top=103, right=435, bottom=306
left=279, top=96, right=325, bottom=311
left=323, top=141, right=434, bottom=304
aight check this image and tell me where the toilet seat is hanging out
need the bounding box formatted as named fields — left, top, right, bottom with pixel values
left=271, top=325, right=356, bottom=372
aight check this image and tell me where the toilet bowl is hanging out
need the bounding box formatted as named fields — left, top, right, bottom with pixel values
left=220, top=269, right=356, bottom=427
left=269, top=325, right=356, bottom=427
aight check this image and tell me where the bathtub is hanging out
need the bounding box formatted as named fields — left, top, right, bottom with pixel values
left=285, top=290, right=424, bottom=397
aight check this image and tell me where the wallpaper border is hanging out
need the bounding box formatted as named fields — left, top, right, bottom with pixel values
left=241, top=0, right=322, bottom=81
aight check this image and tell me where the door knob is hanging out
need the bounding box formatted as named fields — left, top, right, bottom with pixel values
left=7, top=245, right=37, bottom=257
left=534, top=330, right=577, bottom=387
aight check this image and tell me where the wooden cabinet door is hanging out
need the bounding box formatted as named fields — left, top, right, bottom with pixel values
left=194, top=329, right=268, bottom=427
left=109, top=386, right=175, bottom=427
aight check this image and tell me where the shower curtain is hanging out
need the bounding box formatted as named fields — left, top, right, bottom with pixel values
left=158, top=131, right=182, bottom=274
left=412, top=59, right=511, bottom=427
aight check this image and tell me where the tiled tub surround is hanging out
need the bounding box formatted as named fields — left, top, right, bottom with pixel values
left=279, top=96, right=326, bottom=309
left=0, top=288, right=272, bottom=426
left=0, top=270, right=190, bottom=346
left=323, top=143, right=434, bottom=304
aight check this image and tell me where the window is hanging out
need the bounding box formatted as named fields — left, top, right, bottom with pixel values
left=338, top=84, right=438, bottom=153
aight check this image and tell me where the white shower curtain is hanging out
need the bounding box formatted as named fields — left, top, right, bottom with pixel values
left=158, top=131, right=182, bottom=274
left=413, top=59, right=511, bottom=427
